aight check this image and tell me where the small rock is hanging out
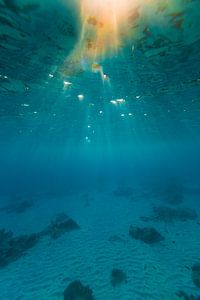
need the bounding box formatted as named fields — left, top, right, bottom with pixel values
left=42, top=213, right=80, bottom=239
left=129, top=226, right=165, bottom=244
left=0, top=229, right=39, bottom=267
left=64, top=280, right=94, bottom=300
left=142, top=206, right=198, bottom=223
left=1, top=196, right=33, bottom=214
left=176, top=290, right=199, bottom=300
left=192, top=263, right=200, bottom=288
left=110, top=268, right=127, bottom=287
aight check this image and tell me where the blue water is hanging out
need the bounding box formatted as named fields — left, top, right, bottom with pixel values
left=1, top=1, right=200, bottom=299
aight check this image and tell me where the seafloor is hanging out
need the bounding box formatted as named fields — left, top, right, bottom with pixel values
left=0, top=179, right=200, bottom=300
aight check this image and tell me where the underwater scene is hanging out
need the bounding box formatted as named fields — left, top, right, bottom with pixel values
left=1, top=0, right=200, bottom=299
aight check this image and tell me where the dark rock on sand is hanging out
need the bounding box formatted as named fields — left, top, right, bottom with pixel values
left=0, top=229, right=39, bottom=267
left=0, top=195, right=33, bottom=214
left=176, top=290, right=200, bottom=300
left=141, top=206, right=198, bottom=223
left=64, top=280, right=94, bottom=300
left=0, top=212, right=80, bottom=267
left=192, top=263, right=200, bottom=288
left=110, top=268, right=127, bottom=287
left=42, top=213, right=80, bottom=239
left=129, top=226, right=165, bottom=244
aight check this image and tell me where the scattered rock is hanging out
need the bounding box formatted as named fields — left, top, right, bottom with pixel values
left=141, top=206, right=198, bottom=223
left=42, top=213, right=80, bottom=239
left=110, top=268, right=127, bottom=287
left=129, top=226, right=165, bottom=244
left=176, top=291, right=193, bottom=300
left=0, top=212, right=79, bottom=268
left=0, top=211, right=80, bottom=267
left=192, top=263, right=200, bottom=288
left=0, top=229, right=39, bottom=267
left=0, top=195, right=33, bottom=214
left=113, top=187, right=133, bottom=198
left=64, top=280, right=94, bottom=300
left=176, top=290, right=200, bottom=300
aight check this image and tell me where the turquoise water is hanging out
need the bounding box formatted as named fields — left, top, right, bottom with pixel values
left=1, top=1, right=200, bottom=299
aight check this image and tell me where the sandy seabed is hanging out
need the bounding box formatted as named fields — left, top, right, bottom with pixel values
left=0, top=185, right=200, bottom=300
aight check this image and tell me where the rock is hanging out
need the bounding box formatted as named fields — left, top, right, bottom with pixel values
left=42, top=213, right=80, bottom=239
left=0, top=212, right=79, bottom=268
left=192, top=263, right=200, bottom=288
left=0, top=229, right=39, bottom=267
left=14, top=234, right=39, bottom=251
left=176, top=290, right=200, bottom=300
left=110, top=268, right=127, bottom=287
left=129, top=226, right=165, bottom=244
left=141, top=206, right=198, bottom=223
left=176, top=291, right=192, bottom=300
left=0, top=195, right=33, bottom=214
left=64, top=280, right=94, bottom=300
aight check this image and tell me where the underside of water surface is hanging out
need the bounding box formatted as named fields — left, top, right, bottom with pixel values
left=0, top=1, right=200, bottom=300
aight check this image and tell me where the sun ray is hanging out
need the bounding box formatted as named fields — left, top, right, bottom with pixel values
left=62, top=0, right=183, bottom=76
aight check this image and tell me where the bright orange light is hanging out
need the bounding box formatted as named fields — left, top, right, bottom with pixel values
left=62, top=0, right=132, bottom=75
left=80, top=0, right=130, bottom=60
left=62, top=0, right=181, bottom=76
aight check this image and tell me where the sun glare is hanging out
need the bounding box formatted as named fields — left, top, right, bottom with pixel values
left=62, top=0, right=179, bottom=76
left=80, top=0, right=130, bottom=59
left=62, top=0, right=133, bottom=76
